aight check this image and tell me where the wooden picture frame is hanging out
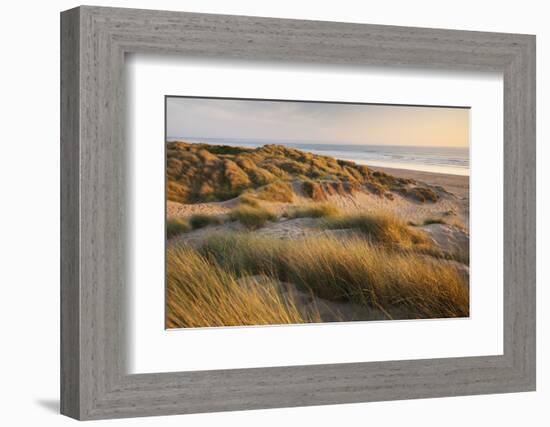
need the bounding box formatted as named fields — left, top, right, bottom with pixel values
left=60, top=5, right=536, bottom=420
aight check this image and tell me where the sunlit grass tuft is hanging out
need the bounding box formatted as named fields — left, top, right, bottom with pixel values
left=229, top=205, right=278, bottom=229
left=189, top=214, right=225, bottom=230
left=166, top=245, right=321, bottom=328
left=284, top=202, right=342, bottom=219
left=196, top=233, right=469, bottom=320
left=255, top=181, right=295, bottom=203
left=166, top=218, right=191, bottom=239
left=423, top=217, right=447, bottom=225
left=322, top=212, right=431, bottom=250
left=239, top=193, right=261, bottom=207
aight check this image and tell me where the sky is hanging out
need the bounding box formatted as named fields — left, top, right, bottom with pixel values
left=166, top=97, right=470, bottom=148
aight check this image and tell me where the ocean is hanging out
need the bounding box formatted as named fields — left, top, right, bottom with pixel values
left=167, top=137, right=470, bottom=176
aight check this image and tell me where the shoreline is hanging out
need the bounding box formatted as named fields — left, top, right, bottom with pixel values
left=370, top=165, right=470, bottom=199
left=330, top=157, right=469, bottom=177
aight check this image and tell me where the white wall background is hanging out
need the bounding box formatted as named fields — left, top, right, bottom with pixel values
left=0, top=0, right=546, bottom=425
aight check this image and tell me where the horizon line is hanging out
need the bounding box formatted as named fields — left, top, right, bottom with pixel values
left=166, top=136, right=469, bottom=149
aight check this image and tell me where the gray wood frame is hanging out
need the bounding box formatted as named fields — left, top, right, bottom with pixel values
left=60, top=5, right=536, bottom=420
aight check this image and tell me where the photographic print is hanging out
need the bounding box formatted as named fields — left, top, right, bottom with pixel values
left=165, top=97, right=470, bottom=329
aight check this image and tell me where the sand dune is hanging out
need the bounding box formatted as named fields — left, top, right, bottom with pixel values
left=165, top=143, right=470, bottom=327
left=168, top=166, right=469, bottom=231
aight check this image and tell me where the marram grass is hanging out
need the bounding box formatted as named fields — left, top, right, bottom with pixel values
left=166, top=209, right=468, bottom=327
left=166, top=245, right=321, bottom=328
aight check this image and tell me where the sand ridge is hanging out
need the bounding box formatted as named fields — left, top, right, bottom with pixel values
left=168, top=166, right=470, bottom=232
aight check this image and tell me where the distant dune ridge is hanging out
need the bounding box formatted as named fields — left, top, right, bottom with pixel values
left=166, top=141, right=441, bottom=205
left=165, top=141, right=470, bottom=328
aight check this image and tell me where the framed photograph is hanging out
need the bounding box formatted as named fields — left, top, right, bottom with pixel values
left=61, top=6, right=536, bottom=420
left=164, top=96, right=471, bottom=329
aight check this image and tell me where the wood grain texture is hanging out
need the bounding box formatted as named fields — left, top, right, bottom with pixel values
left=60, top=6, right=536, bottom=420
left=60, top=7, right=80, bottom=419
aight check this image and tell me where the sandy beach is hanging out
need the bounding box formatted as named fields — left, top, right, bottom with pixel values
left=372, top=166, right=470, bottom=199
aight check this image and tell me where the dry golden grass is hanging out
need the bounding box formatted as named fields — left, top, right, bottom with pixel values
left=320, top=212, right=465, bottom=262
left=255, top=181, right=295, bottom=203
left=229, top=205, right=278, bottom=229
left=238, top=193, right=260, bottom=207
left=189, top=213, right=225, bottom=230
left=397, top=186, right=439, bottom=203
left=284, top=202, right=342, bottom=219
left=223, top=159, right=251, bottom=190
left=280, top=237, right=468, bottom=318
left=196, top=233, right=469, bottom=320
left=423, top=217, right=447, bottom=225
left=166, top=218, right=191, bottom=239
left=166, top=245, right=321, bottom=328
left=322, top=212, right=432, bottom=250
left=302, top=180, right=328, bottom=201
left=166, top=141, right=437, bottom=204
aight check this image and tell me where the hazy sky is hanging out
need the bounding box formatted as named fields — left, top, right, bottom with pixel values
left=166, top=97, right=469, bottom=147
